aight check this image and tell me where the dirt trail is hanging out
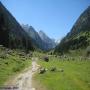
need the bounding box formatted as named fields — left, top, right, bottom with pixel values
left=6, top=57, right=39, bottom=90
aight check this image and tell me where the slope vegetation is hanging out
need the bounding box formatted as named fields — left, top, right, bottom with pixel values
left=55, top=7, right=90, bottom=54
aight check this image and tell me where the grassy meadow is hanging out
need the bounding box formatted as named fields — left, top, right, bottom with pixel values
left=34, top=56, right=90, bottom=90
left=0, top=47, right=32, bottom=85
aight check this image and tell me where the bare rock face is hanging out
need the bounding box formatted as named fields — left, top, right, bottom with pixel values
left=39, top=30, right=56, bottom=50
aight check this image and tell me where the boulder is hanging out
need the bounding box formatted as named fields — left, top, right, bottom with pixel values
left=43, top=56, right=49, bottom=62
left=50, top=67, right=56, bottom=72
left=39, top=68, right=46, bottom=74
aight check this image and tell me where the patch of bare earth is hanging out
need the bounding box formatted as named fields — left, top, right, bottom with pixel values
left=5, top=57, right=41, bottom=90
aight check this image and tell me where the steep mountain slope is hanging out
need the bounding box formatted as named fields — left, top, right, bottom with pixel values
left=22, top=25, right=56, bottom=50
left=0, top=2, right=34, bottom=51
left=55, top=6, right=90, bottom=54
left=39, top=30, right=56, bottom=49
left=22, top=24, right=46, bottom=50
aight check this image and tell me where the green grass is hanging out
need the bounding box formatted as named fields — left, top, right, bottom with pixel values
left=0, top=48, right=32, bottom=85
left=34, top=56, right=90, bottom=90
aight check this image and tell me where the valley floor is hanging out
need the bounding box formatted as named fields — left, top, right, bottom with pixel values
left=0, top=50, right=90, bottom=90
left=33, top=56, right=90, bottom=90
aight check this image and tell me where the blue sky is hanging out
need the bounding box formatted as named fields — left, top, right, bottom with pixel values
left=1, top=0, right=90, bottom=40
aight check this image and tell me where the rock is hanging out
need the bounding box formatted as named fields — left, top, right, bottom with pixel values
left=39, top=68, right=46, bottom=74
left=0, top=52, right=7, bottom=59
left=43, top=56, right=49, bottom=62
left=59, top=69, right=64, bottom=72
left=50, top=67, right=56, bottom=72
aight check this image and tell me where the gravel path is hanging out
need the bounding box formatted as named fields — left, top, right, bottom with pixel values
left=6, top=57, right=39, bottom=90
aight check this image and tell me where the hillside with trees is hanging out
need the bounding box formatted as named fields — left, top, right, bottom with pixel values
left=55, top=6, right=90, bottom=54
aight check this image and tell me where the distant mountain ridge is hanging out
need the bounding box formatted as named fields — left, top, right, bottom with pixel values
left=22, top=24, right=56, bottom=50
left=39, top=30, right=56, bottom=49
left=22, top=24, right=46, bottom=50
left=55, top=6, right=90, bottom=54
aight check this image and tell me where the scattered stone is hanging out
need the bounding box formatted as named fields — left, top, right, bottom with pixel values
left=39, top=68, right=46, bottom=74
left=6, top=49, right=13, bottom=55
left=50, top=67, right=56, bottom=72
left=0, top=53, right=7, bottom=59
left=63, top=55, right=67, bottom=58
left=59, top=69, right=64, bottom=72
left=18, top=52, right=25, bottom=56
